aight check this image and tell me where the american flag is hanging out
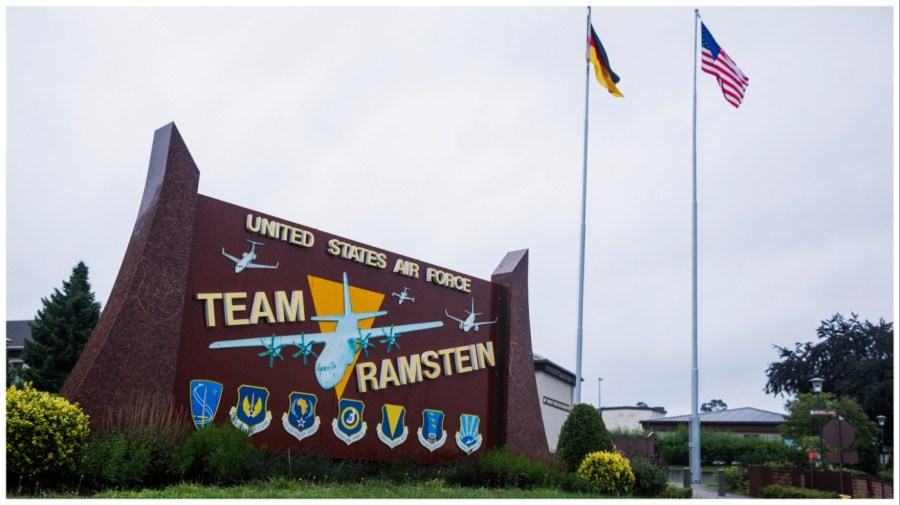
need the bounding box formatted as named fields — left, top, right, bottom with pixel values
left=700, top=22, right=749, bottom=108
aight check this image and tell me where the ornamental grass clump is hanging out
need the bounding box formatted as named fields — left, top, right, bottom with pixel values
left=576, top=451, right=635, bottom=497
left=6, top=383, right=90, bottom=483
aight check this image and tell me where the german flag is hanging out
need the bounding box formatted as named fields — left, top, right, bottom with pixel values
left=588, top=24, right=623, bottom=97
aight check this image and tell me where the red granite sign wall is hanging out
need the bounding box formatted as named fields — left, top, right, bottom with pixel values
left=61, top=123, right=549, bottom=462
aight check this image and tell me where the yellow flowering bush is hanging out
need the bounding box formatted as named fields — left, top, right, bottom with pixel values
left=6, top=383, right=90, bottom=481
left=576, top=451, right=636, bottom=496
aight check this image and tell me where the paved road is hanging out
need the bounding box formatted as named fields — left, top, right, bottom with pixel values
left=690, top=484, right=750, bottom=499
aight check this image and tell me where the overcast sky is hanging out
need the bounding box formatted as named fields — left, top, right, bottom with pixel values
left=4, top=2, right=897, bottom=418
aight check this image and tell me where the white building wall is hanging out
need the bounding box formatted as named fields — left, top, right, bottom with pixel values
left=601, top=408, right=665, bottom=432
left=534, top=369, right=574, bottom=452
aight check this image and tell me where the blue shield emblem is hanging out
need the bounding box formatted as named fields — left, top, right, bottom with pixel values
left=455, top=414, right=482, bottom=455
left=190, top=380, right=223, bottom=429
left=417, top=409, right=447, bottom=452
left=377, top=403, right=408, bottom=449
left=282, top=392, right=320, bottom=442
left=229, top=385, right=272, bottom=435
left=332, top=398, right=367, bottom=445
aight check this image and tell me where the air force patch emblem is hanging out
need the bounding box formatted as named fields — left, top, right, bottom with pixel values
left=376, top=403, right=408, bottom=449
left=455, top=413, right=482, bottom=455
left=417, top=409, right=447, bottom=452
left=229, top=385, right=272, bottom=435
left=332, top=398, right=366, bottom=445
left=190, top=380, right=223, bottom=429
left=282, top=392, right=320, bottom=442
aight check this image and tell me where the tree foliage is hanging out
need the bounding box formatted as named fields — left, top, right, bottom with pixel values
left=557, top=404, right=615, bottom=472
left=764, top=313, right=893, bottom=444
left=780, top=392, right=880, bottom=475
left=21, top=261, right=101, bottom=393
left=700, top=399, right=728, bottom=413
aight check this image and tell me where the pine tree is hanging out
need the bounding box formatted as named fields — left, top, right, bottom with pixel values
left=21, top=261, right=101, bottom=393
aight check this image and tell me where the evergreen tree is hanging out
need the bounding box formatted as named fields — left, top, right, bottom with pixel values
left=21, top=261, right=101, bottom=393
left=556, top=404, right=615, bottom=472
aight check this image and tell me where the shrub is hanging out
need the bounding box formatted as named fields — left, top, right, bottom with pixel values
left=6, top=383, right=90, bottom=483
left=661, top=485, right=693, bottom=498
left=442, top=448, right=595, bottom=493
left=556, top=404, right=614, bottom=472
left=758, top=484, right=840, bottom=499
left=576, top=451, right=635, bottom=496
left=81, top=432, right=152, bottom=488
left=177, top=422, right=263, bottom=485
left=78, top=391, right=189, bottom=489
left=630, top=458, right=668, bottom=497
left=723, top=465, right=748, bottom=494
left=80, top=430, right=182, bottom=489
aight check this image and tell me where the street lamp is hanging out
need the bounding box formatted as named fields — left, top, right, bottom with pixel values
left=876, top=415, right=886, bottom=466
left=598, top=378, right=603, bottom=410
left=810, top=378, right=825, bottom=466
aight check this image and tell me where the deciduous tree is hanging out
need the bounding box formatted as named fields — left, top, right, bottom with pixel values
left=780, top=393, right=879, bottom=475
left=765, top=313, right=892, bottom=447
left=700, top=399, right=728, bottom=413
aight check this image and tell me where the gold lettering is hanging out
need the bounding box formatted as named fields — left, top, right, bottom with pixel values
left=245, top=213, right=261, bottom=233
left=379, top=359, right=400, bottom=389
left=397, top=354, right=423, bottom=385
left=250, top=292, right=276, bottom=324
left=356, top=362, right=378, bottom=393
left=224, top=292, right=249, bottom=326
left=476, top=341, right=495, bottom=369
left=437, top=348, right=454, bottom=376
left=275, top=290, right=305, bottom=323
left=195, top=292, right=223, bottom=327
left=454, top=345, right=473, bottom=373
left=421, top=351, right=441, bottom=379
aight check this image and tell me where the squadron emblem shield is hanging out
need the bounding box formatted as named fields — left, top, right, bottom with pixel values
left=332, top=398, right=367, bottom=445
left=282, top=392, right=320, bottom=443
left=190, top=380, right=223, bottom=429
left=229, top=384, right=272, bottom=435
left=455, top=413, right=482, bottom=455
left=376, top=403, right=409, bottom=449
left=417, top=409, right=447, bottom=452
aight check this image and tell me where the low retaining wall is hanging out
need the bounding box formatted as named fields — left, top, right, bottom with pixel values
left=748, top=466, right=892, bottom=498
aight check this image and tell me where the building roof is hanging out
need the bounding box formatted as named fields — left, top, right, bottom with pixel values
left=641, top=407, right=786, bottom=426
left=601, top=405, right=667, bottom=416
left=6, top=320, right=33, bottom=349
left=533, top=352, right=576, bottom=385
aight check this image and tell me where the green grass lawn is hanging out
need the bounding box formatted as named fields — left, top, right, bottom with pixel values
left=29, top=477, right=604, bottom=499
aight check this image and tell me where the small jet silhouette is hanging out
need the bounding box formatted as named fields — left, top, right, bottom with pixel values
left=445, top=298, right=497, bottom=333
left=391, top=287, right=415, bottom=305
left=221, top=240, right=279, bottom=273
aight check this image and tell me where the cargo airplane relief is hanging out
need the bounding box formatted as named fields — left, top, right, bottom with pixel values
left=209, top=272, right=443, bottom=390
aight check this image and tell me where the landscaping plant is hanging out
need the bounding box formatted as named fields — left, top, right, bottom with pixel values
left=576, top=451, right=635, bottom=496
left=6, top=382, right=90, bottom=484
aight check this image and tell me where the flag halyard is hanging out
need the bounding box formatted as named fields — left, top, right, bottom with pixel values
left=700, top=22, right=749, bottom=108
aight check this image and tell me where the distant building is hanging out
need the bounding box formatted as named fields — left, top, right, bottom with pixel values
left=6, top=320, right=32, bottom=384
left=533, top=353, right=576, bottom=452
left=600, top=405, right=668, bottom=432
left=640, top=407, right=786, bottom=440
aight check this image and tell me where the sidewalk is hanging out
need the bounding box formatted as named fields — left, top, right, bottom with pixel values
left=690, top=484, right=750, bottom=499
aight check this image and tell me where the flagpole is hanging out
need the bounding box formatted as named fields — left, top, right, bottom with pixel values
left=574, top=5, right=591, bottom=406
left=690, top=8, right=702, bottom=485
